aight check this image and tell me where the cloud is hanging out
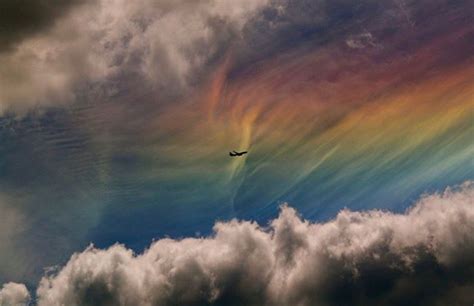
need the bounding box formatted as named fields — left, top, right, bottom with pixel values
left=0, top=181, right=469, bottom=305
left=0, top=283, right=30, bottom=306
left=0, top=0, right=469, bottom=114
left=0, top=0, right=87, bottom=53
left=0, top=195, right=29, bottom=286
left=0, top=0, right=269, bottom=114
left=345, top=32, right=378, bottom=49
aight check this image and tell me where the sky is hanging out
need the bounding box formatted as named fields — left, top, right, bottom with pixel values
left=0, top=0, right=473, bottom=305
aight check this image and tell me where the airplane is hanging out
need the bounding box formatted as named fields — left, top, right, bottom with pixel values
left=229, top=150, right=248, bottom=157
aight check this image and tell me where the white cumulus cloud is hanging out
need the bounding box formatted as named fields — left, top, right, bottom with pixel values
left=0, top=283, right=30, bottom=306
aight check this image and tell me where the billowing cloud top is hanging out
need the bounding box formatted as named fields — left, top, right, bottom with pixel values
left=0, top=282, right=30, bottom=306
left=5, top=181, right=472, bottom=306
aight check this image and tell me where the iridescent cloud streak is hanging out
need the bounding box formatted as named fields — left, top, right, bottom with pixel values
left=128, top=16, right=473, bottom=224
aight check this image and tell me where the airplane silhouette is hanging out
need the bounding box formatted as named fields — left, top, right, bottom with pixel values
left=229, top=150, right=248, bottom=157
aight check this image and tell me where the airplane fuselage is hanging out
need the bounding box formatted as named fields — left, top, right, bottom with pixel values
left=229, top=151, right=248, bottom=157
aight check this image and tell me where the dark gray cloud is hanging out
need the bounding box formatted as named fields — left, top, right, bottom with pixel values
left=4, top=181, right=468, bottom=306
left=0, top=0, right=86, bottom=53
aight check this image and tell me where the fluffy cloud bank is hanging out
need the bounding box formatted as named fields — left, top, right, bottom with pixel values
left=2, top=181, right=471, bottom=306
left=0, top=0, right=269, bottom=113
